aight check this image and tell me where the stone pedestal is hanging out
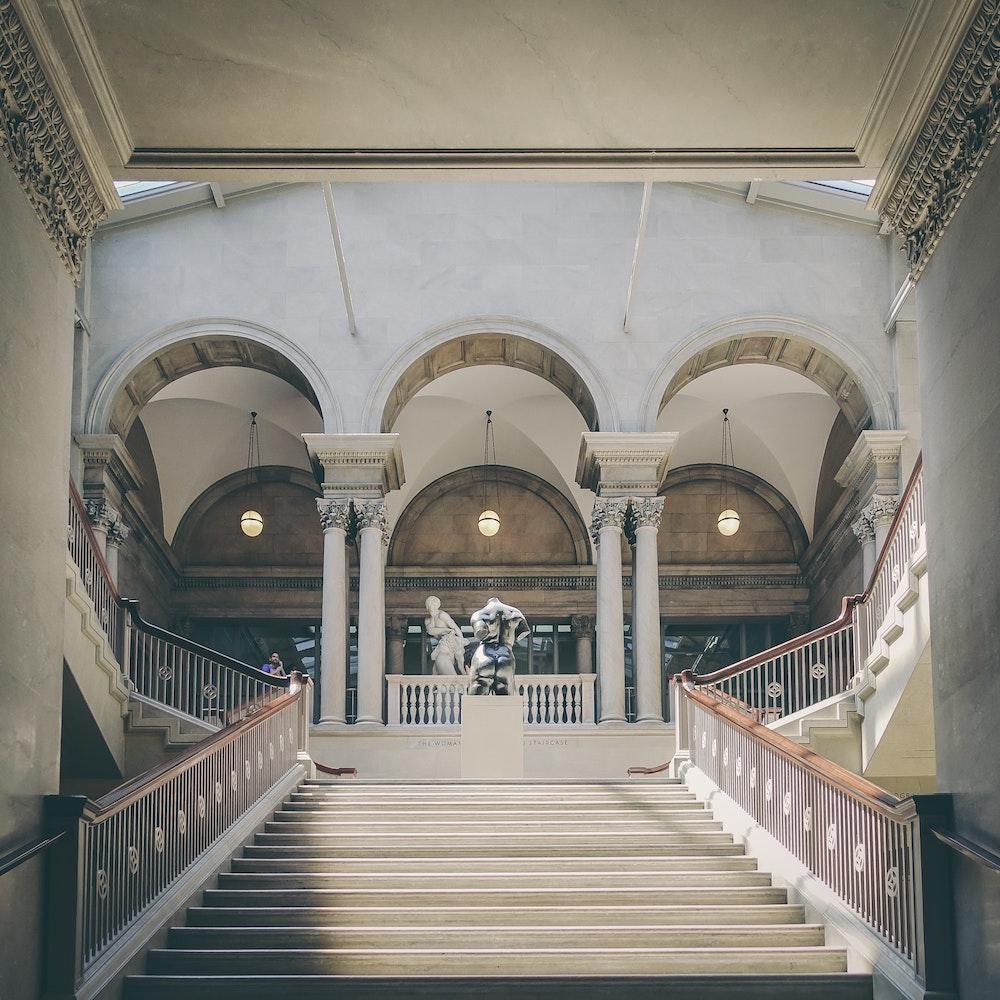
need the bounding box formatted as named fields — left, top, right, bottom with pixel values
left=461, top=696, right=524, bottom=779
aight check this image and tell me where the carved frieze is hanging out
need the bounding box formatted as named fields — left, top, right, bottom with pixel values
left=0, top=0, right=107, bottom=281
left=880, top=2, right=1000, bottom=277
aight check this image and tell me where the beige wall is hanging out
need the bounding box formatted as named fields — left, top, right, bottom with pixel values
left=0, top=160, right=76, bottom=1000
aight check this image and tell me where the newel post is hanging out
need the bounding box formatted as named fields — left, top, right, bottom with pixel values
left=42, top=795, right=89, bottom=999
left=290, top=671, right=316, bottom=778
left=669, top=676, right=691, bottom=777
left=910, top=793, right=957, bottom=995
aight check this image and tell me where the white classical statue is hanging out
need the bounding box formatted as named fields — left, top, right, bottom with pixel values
left=467, top=597, right=530, bottom=696
left=424, top=595, right=469, bottom=676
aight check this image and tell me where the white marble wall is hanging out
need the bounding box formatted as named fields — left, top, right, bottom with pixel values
left=87, top=181, right=895, bottom=436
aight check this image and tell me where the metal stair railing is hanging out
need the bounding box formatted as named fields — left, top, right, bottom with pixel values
left=671, top=678, right=955, bottom=995
left=42, top=673, right=312, bottom=997
left=68, top=481, right=288, bottom=725
left=686, top=456, right=924, bottom=725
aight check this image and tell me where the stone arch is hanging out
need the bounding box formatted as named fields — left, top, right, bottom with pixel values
left=364, top=316, right=619, bottom=434
left=638, top=315, right=895, bottom=434
left=86, top=318, right=342, bottom=438
left=661, top=464, right=809, bottom=563
left=388, top=466, right=592, bottom=568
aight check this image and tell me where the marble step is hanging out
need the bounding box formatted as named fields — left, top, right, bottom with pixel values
left=215, top=870, right=773, bottom=891
left=125, top=973, right=874, bottom=1000
left=201, top=885, right=790, bottom=908
left=230, top=855, right=760, bottom=874
left=167, top=924, right=828, bottom=950
left=143, top=945, right=849, bottom=976
left=187, top=903, right=810, bottom=928
left=281, top=800, right=706, bottom=816
left=250, top=830, right=737, bottom=854
left=263, top=815, right=724, bottom=832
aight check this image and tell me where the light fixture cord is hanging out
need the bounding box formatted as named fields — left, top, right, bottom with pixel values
left=721, top=408, right=733, bottom=508
left=247, top=411, right=261, bottom=496
left=482, top=410, right=500, bottom=513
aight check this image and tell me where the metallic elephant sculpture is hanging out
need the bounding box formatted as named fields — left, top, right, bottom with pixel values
left=467, top=597, right=530, bottom=696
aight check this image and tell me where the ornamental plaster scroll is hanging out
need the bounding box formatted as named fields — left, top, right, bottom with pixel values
left=590, top=497, right=629, bottom=544
left=879, top=2, right=1000, bottom=278
left=317, top=498, right=351, bottom=533
left=0, top=0, right=107, bottom=281
left=630, top=496, right=664, bottom=530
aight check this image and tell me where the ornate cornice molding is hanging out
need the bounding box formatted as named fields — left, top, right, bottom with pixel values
left=0, top=0, right=107, bottom=281
left=880, top=1, right=1000, bottom=277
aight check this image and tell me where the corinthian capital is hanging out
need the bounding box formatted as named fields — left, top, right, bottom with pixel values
left=355, top=500, right=389, bottom=544
left=851, top=514, right=875, bottom=545
left=84, top=500, right=121, bottom=534
left=631, top=496, right=664, bottom=530
left=590, top=497, right=628, bottom=544
left=317, top=498, right=351, bottom=532
left=863, top=494, right=899, bottom=529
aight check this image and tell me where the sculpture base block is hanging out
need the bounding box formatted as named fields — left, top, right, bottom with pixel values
left=461, top=696, right=524, bottom=779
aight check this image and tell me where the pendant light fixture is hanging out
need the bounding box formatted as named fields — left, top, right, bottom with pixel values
left=717, top=407, right=741, bottom=536
left=477, top=409, right=501, bottom=537
left=240, top=411, right=264, bottom=537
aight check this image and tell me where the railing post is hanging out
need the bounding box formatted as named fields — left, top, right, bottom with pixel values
left=42, top=796, right=88, bottom=999
left=579, top=672, right=597, bottom=724
left=911, top=793, right=957, bottom=994
left=669, top=677, right=690, bottom=777
left=291, top=672, right=315, bottom=777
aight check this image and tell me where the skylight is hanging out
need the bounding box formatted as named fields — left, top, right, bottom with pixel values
left=114, top=180, right=179, bottom=200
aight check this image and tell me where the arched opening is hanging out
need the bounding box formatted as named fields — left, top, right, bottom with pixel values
left=380, top=332, right=601, bottom=434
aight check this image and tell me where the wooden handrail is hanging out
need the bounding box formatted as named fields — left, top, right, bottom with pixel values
left=121, top=598, right=289, bottom=687
left=682, top=593, right=861, bottom=687
left=680, top=452, right=923, bottom=691
left=315, top=762, right=358, bottom=777
left=84, top=673, right=307, bottom=822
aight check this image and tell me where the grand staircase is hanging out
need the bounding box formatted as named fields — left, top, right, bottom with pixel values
left=124, top=779, right=872, bottom=999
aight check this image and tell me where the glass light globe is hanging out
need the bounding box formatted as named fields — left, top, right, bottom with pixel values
left=241, top=509, right=264, bottom=537
left=478, top=509, right=501, bottom=536
left=718, top=509, right=741, bottom=536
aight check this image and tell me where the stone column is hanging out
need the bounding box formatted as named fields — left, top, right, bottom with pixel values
left=76, top=434, right=142, bottom=562
left=387, top=615, right=408, bottom=675
left=865, top=493, right=901, bottom=556
left=851, top=511, right=877, bottom=583
left=576, top=431, right=678, bottom=727
left=592, top=497, right=629, bottom=724
left=632, top=495, right=664, bottom=723
left=317, top=499, right=351, bottom=724
left=104, top=516, right=130, bottom=586
left=571, top=614, right=595, bottom=674
left=304, top=433, right=405, bottom=729
left=354, top=500, right=389, bottom=727
left=836, top=430, right=908, bottom=584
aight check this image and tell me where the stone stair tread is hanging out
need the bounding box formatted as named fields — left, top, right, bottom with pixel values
left=231, top=856, right=760, bottom=872
left=202, top=886, right=790, bottom=906
left=145, top=946, right=849, bottom=975
left=215, top=871, right=773, bottom=889
left=126, top=778, right=868, bottom=996
left=188, top=903, right=809, bottom=926
left=168, top=924, right=828, bottom=948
